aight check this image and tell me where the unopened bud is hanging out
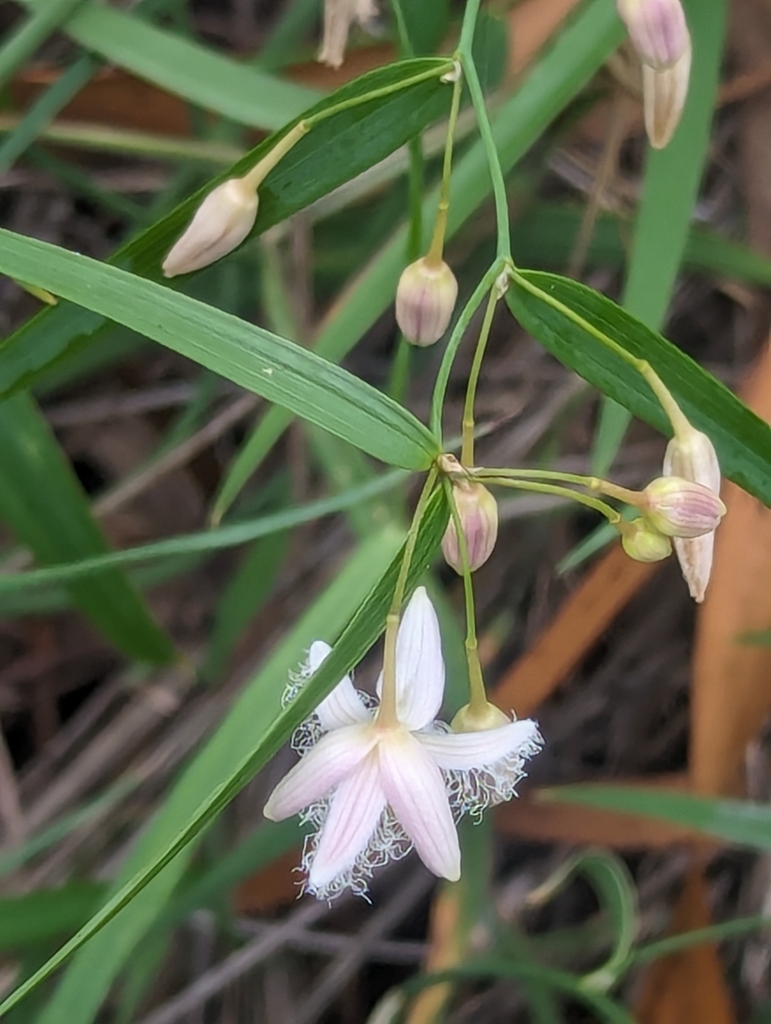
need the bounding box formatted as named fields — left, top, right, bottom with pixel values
left=642, top=476, right=726, bottom=538
left=617, top=0, right=689, bottom=69
left=642, top=40, right=691, bottom=149
left=442, top=482, right=498, bottom=574
left=620, top=518, right=672, bottom=563
left=395, top=257, right=458, bottom=347
left=662, top=423, right=722, bottom=603
left=452, top=701, right=511, bottom=733
left=163, top=177, right=258, bottom=277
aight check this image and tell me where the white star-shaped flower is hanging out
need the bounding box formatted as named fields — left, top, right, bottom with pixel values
left=264, top=587, right=542, bottom=899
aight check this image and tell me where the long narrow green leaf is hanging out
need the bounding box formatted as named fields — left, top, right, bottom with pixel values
left=0, top=393, right=173, bottom=662
left=212, top=0, right=626, bottom=518
left=0, top=229, right=438, bottom=469
left=592, top=0, right=726, bottom=475
left=545, top=785, right=771, bottom=851
left=506, top=272, right=771, bottom=506
left=18, top=0, right=319, bottom=129
left=28, top=502, right=445, bottom=1024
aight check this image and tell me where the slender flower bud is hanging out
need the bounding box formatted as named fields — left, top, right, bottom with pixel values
left=452, top=701, right=510, bottom=733
left=642, top=476, right=726, bottom=538
left=616, top=0, right=689, bottom=69
left=163, top=177, right=258, bottom=277
left=642, top=40, right=691, bottom=149
left=662, top=422, right=722, bottom=603
left=442, top=482, right=498, bottom=574
left=395, top=257, right=458, bottom=347
left=620, top=519, right=672, bottom=563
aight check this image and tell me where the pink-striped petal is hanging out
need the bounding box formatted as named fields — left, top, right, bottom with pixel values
left=393, top=587, right=445, bottom=731
left=308, top=641, right=370, bottom=730
left=417, top=719, right=542, bottom=770
left=264, top=725, right=376, bottom=822
left=378, top=729, right=460, bottom=881
left=308, top=753, right=386, bottom=892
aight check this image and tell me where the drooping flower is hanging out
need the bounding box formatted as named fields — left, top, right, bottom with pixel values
left=641, top=476, right=726, bottom=538
left=319, top=0, right=378, bottom=69
left=616, top=0, right=689, bottom=70
left=662, top=423, right=722, bottom=602
left=264, top=588, right=541, bottom=900
left=395, top=256, right=458, bottom=347
left=642, top=40, right=691, bottom=149
left=442, top=480, right=499, bottom=573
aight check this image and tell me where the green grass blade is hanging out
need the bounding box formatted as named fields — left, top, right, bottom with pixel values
left=0, top=54, right=97, bottom=173
left=0, top=0, right=86, bottom=91
left=211, top=0, right=626, bottom=519
left=0, top=884, right=107, bottom=951
left=506, top=272, right=771, bottom=506
left=546, top=785, right=771, bottom=851
left=25, top=502, right=445, bottom=1024
left=591, top=0, right=726, bottom=476
left=0, top=58, right=450, bottom=395
left=0, top=393, right=173, bottom=663
left=0, top=229, right=438, bottom=470
left=17, top=0, right=319, bottom=129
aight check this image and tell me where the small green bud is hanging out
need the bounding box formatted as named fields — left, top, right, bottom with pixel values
left=395, top=257, right=458, bottom=347
left=452, top=702, right=511, bottom=733
left=642, top=476, right=726, bottom=538
left=620, top=519, right=672, bottom=563
left=442, top=481, right=499, bottom=574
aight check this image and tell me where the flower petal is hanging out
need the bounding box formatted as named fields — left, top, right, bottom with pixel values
left=674, top=533, right=714, bottom=603
left=392, top=587, right=445, bottom=730
left=417, top=719, right=542, bottom=771
left=378, top=730, right=460, bottom=881
left=264, top=725, right=376, bottom=821
left=308, top=753, right=386, bottom=892
left=307, top=641, right=370, bottom=731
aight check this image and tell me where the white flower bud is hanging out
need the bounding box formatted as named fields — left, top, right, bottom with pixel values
left=452, top=701, right=511, bottom=733
left=162, top=177, right=258, bottom=277
left=616, top=0, right=689, bottom=69
left=642, top=476, right=726, bottom=538
left=395, top=257, right=458, bottom=347
left=620, top=519, right=672, bottom=563
left=642, top=39, right=691, bottom=149
left=442, top=482, right=498, bottom=574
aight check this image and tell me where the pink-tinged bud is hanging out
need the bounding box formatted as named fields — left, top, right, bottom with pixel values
left=642, top=40, right=691, bottom=149
left=662, top=423, right=722, bottom=603
left=452, top=701, right=511, bottom=733
left=620, top=519, right=672, bottom=563
left=442, top=482, right=498, bottom=574
left=163, top=177, right=258, bottom=277
left=616, top=0, right=689, bottom=69
left=395, top=257, right=458, bottom=347
left=642, top=476, right=726, bottom=538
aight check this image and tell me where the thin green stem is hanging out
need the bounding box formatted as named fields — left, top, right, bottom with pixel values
left=484, top=477, right=622, bottom=524
left=473, top=467, right=646, bottom=507
left=461, top=287, right=498, bottom=465
left=427, top=70, right=463, bottom=263
left=390, top=0, right=415, bottom=57
left=430, top=259, right=505, bottom=441
left=458, top=22, right=511, bottom=258
left=443, top=479, right=486, bottom=713
left=378, top=466, right=439, bottom=726
left=510, top=270, right=688, bottom=435
left=630, top=914, right=771, bottom=967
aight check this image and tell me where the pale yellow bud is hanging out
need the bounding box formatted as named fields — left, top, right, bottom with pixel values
left=620, top=518, right=672, bottom=563
left=616, top=0, right=689, bottom=69
left=442, top=482, right=498, bottom=574
left=395, top=257, right=458, bottom=347
left=642, top=39, right=691, bottom=149
left=162, top=177, right=258, bottom=277
left=452, top=701, right=511, bottom=733
left=642, top=476, right=726, bottom=538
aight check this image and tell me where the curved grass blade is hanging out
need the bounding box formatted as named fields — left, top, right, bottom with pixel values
left=0, top=393, right=173, bottom=663
left=20, top=495, right=446, bottom=1024
left=0, top=229, right=438, bottom=470
left=0, top=57, right=451, bottom=396
left=17, top=0, right=319, bottom=129
left=506, top=271, right=771, bottom=506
